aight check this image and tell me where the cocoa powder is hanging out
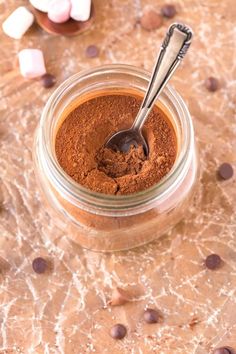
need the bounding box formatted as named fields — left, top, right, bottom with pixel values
left=96, top=145, right=146, bottom=178
left=55, top=94, right=177, bottom=195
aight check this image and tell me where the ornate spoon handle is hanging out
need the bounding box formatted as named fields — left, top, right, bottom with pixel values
left=132, top=23, right=193, bottom=130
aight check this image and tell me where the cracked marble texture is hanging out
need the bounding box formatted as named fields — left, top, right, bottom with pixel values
left=0, top=0, right=236, bottom=353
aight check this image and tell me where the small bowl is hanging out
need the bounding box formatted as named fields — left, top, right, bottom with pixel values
left=30, top=3, right=95, bottom=36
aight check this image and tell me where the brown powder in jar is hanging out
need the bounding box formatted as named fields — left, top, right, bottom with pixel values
left=96, top=145, right=146, bottom=178
left=55, top=94, right=177, bottom=195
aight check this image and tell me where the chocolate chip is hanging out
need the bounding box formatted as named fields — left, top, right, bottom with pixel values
left=143, top=308, right=160, bottom=323
left=205, top=254, right=222, bottom=270
left=41, top=73, right=56, bottom=88
left=161, top=4, right=177, bottom=18
left=189, top=317, right=200, bottom=329
left=213, top=348, right=232, bottom=354
left=140, top=10, right=163, bottom=31
left=108, top=287, right=131, bottom=306
left=110, top=324, right=127, bottom=339
left=205, top=77, right=219, bottom=92
left=32, top=257, right=47, bottom=274
left=86, top=45, right=99, bottom=58
left=218, top=163, right=234, bottom=180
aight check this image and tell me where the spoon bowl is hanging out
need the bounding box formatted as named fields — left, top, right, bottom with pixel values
left=106, top=129, right=149, bottom=155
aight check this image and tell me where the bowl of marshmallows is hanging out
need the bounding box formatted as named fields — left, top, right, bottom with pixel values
left=2, top=0, right=94, bottom=38
left=2, top=0, right=94, bottom=82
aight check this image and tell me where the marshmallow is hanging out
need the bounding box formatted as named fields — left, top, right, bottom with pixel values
left=29, top=0, right=52, bottom=13
left=2, top=6, right=34, bottom=39
left=18, top=49, right=46, bottom=79
left=70, top=0, right=91, bottom=21
left=48, top=0, right=71, bottom=23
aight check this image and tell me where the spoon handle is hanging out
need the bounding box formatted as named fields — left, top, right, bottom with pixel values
left=132, top=23, right=193, bottom=130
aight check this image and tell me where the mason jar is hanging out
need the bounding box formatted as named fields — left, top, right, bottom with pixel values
left=33, top=64, right=198, bottom=252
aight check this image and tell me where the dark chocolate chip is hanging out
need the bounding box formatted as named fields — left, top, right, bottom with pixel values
left=140, top=10, right=163, bottom=31
left=161, top=4, right=177, bottom=18
left=189, top=317, right=200, bottom=329
left=205, top=254, right=222, bottom=270
left=108, top=287, right=131, bottom=306
left=86, top=45, right=99, bottom=58
left=143, top=308, right=160, bottom=323
left=32, top=257, right=47, bottom=274
left=218, top=163, right=234, bottom=180
left=110, top=324, right=127, bottom=340
left=205, top=77, right=219, bottom=92
left=213, top=348, right=232, bottom=354
left=41, top=73, right=56, bottom=88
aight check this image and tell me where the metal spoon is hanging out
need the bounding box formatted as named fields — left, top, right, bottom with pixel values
left=105, top=23, right=193, bottom=155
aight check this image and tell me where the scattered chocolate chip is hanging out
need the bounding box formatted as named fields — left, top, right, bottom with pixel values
left=213, top=348, right=232, bottom=354
left=86, top=45, right=99, bottom=58
left=218, top=163, right=234, bottom=180
left=140, top=9, right=163, bottom=31
left=143, top=308, right=160, bottom=324
left=205, top=254, right=222, bottom=270
left=110, top=324, right=127, bottom=340
left=108, top=287, right=131, bottom=306
left=32, top=257, right=47, bottom=274
left=0, top=257, right=10, bottom=273
left=205, top=77, right=219, bottom=92
left=41, top=73, right=56, bottom=88
left=161, top=4, right=177, bottom=18
left=189, top=317, right=200, bottom=329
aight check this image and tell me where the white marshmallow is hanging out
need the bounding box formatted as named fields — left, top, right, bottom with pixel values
left=48, top=0, right=71, bottom=23
left=2, top=7, right=34, bottom=39
left=70, top=0, right=91, bottom=22
left=18, top=49, right=46, bottom=79
left=29, top=0, right=53, bottom=13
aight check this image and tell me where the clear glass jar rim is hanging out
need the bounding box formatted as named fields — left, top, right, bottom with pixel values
left=40, top=64, right=194, bottom=211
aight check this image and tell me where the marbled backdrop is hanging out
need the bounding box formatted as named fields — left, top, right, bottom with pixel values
left=0, top=0, right=235, bottom=353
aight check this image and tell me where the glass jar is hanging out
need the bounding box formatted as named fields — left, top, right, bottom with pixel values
left=33, top=64, right=198, bottom=252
